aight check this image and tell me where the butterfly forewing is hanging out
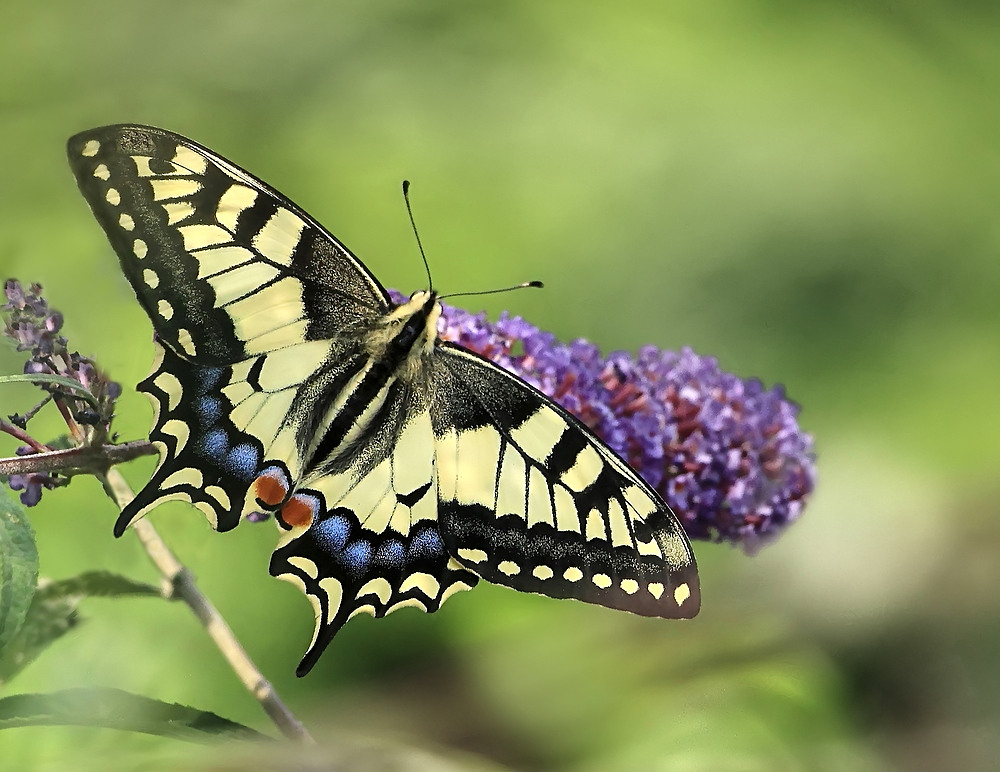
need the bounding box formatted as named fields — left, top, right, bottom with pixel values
left=432, top=345, right=700, bottom=618
left=69, top=124, right=699, bottom=675
left=67, top=124, right=391, bottom=365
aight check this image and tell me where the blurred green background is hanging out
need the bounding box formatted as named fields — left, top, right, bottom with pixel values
left=2, top=1, right=998, bottom=769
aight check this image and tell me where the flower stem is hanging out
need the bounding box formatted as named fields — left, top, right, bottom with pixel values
left=99, top=467, right=314, bottom=744
left=0, top=441, right=157, bottom=477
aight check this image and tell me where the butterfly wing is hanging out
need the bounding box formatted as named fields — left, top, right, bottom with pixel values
left=432, top=344, right=700, bottom=618
left=67, top=125, right=391, bottom=532
left=269, top=399, right=479, bottom=676
left=67, top=125, right=390, bottom=363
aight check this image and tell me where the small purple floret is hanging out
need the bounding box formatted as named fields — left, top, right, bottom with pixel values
left=392, top=289, right=816, bottom=551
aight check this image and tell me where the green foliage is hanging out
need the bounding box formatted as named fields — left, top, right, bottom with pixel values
left=0, top=687, right=269, bottom=742
left=0, top=571, right=161, bottom=684
left=0, top=490, right=39, bottom=658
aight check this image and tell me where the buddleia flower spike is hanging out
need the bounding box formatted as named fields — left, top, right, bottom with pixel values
left=428, top=296, right=816, bottom=554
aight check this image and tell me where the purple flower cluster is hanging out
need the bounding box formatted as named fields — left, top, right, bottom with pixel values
left=2, top=279, right=121, bottom=505
left=407, top=291, right=815, bottom=551
left=3, top=280, right=120, bottom=406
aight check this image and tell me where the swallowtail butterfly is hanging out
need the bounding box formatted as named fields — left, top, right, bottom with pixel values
left=68, top=125, right=700, bottom=675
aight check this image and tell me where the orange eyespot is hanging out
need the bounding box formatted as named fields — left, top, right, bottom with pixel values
left=280, top=494, right=318, bottom=529
left=253, top=473, right=288, bottom=508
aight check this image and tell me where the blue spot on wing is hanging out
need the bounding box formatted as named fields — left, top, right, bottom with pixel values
left=199, top=429, right=228, bottom=457
left=196, top=396, right=224, bottom=423
left=341, top=540, right=373, bottom=578
left=409, top=527, right=445, bottom=559
left=195, top=366, right=225, bottom=393
left=224, top=442, right=260, bottom=481
left=313, top=512, right=352, bottom=553
left=375, top=539, right=405, bottom=569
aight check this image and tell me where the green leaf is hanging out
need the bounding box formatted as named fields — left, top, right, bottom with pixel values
left=0, top=373, right=101, bottom=410
left=0, top=571, right=161, bottom=685
left=0, top=688, right=271, bottom=742
left=0, top=592, right=77, bottom=685
left=0, top=490, right=39, bottom=655
left=33, top=571, right=161, bottom=602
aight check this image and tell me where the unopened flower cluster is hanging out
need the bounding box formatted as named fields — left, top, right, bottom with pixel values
left=2, top=280, right=121, bottom=505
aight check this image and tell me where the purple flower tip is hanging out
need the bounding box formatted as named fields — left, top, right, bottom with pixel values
left=2, top=280, right=121, bottom=505
left=395, top=289, right=815, bottom=552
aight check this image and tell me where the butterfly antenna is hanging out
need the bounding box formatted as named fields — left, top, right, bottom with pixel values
left=440, top=281, right=544, bottom=301
left=402, top=180, right=434, bottom=292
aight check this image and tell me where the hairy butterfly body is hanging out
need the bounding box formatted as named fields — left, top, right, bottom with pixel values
left=68, top=125, right=699, bottom=675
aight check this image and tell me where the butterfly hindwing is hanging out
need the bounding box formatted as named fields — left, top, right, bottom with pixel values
left=68, top=125, right=391, bottom=533
left=269, top=400, right=479, bottom=675
left=120, top=336, right=360, bottom=533
left=432, top=345, right=700, bottom=618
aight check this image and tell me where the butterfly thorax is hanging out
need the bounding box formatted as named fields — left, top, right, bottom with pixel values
left=364, top=290, right=442, bottom=384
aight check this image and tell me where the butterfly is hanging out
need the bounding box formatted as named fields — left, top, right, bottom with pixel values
left=67, top=125, right=700, bottom=675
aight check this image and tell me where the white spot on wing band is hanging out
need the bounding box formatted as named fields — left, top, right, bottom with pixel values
left=592, top=573, right=612, bottom=589
left=561, top=443, right=603, bottom=492
left=498, top=560, right=520, bottom=576
left=532, top=565, right=554, bottom=580
left=358, top=577, right=393, bottom=605
left=318, top=577, right=344, bottom=624
left=563, top=567, right=583, bottom=582
left=510, top=408, right=562, bottom=465
left=287, top=555, right=319, bottom=579
left=153, top=371, right=183, bottom=411
left=150, top=178, right=201, bottom=201
left=204, top=484, right=231, bottom=511
left=252, top=207, right=306, bottom=266
left=457, top=548, right=487, bottom=564
left=399, top=572, right=440, bottom=598
left=161, top=467, right=203, bottom=490
left=172, top=145, right=208, bottom=175
left=215, top=184, right=258, bottom=231
left=162, top=201, right=196, bottom=224
left=176, top=328, right=197, bottom=356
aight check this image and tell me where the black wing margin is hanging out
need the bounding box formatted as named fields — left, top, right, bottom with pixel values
left=431, top=344, right=700, bottom=619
